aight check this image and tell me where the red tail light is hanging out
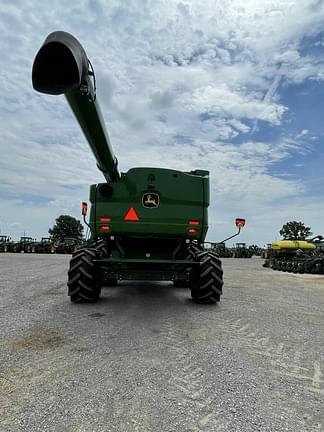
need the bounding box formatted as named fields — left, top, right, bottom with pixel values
left=99, top=225, right=110, bottom=232
left=188, top=228, right=199, bottom=235
left=189, top=220, right=199, bottom=225
left=100, top=216, right=111, bottom=222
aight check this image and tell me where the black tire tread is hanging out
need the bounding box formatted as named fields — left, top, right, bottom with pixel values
left=190, top=247, right=223, bottom=304
left=67, top=247, right=100, bottom=302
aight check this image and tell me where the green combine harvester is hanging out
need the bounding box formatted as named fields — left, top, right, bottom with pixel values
left=32, top=31, right=223, bottom=303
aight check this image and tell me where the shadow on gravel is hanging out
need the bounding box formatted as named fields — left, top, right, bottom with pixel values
left=93, top=281, right=221, bottom=310
left=100, top=280, right=183, bottom=304
left=69, top=281, right=222, bottom=321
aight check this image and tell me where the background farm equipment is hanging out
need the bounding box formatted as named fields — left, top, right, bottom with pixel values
left=248, top=245, right=262, bottom=256
left=261, top=244, right=271, bottom=259
left=209, top=242, right=233, bottom=257
left=231, top=243, right=253, bottom=258
left=34, top=237, right=56, bottom=254
left=54, top=238, right=80, bottom=254
left=263, top=237, right=324, bottom=274
left=12, top=237, right=37, bottom=253
left=203, top=218, right=246, bottom=257
left=0, top=236, right=13, bottom=252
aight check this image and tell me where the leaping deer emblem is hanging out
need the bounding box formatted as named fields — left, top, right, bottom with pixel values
left=143, top=193, right=159, bottom=208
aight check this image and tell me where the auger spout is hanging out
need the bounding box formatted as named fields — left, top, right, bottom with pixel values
left=32, top=31, right=119, bottom=182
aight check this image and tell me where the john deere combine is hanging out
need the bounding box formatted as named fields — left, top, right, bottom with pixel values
left=32, top=31, right=223, bottom=303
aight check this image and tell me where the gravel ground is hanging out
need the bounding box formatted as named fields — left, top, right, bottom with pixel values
left=0, top=254, right=323, bottom=432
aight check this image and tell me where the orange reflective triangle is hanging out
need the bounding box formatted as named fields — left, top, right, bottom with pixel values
left=124, top=207, right=140, bottom=221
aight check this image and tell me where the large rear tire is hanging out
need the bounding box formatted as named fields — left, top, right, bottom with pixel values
left=67, top=248, right=101, bottom=302
left=190, top=247, right=223, bottom=303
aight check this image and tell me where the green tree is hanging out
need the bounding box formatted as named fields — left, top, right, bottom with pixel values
left=279, top=221, right=312, bottom=240
left=49, top=215, right=83, bottom=242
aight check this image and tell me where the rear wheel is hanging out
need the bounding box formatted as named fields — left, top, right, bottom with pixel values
left=190, top=246, right=223, bottom=303
left=67, top=248, right=101, bottom=302
left=297, top=262, right=305, bottom=273
left=272, top=259, right=278, bottom=270
left=292, top=262, right=299, bottom=273
left=93, top=239, right=108, bottom=255
left=315, top=262, right=323, bottom=273
left=286, top=261, right=293, bottom=272
left=262, top=259, right=270, bottom=268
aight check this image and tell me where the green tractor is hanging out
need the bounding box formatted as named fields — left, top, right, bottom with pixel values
left=261, top=244, right=271, bottom=259
left=232, top=243, right=253, bottom=258
left=34, top=237, right=56, bottom=254
left=12, top=236, right=37, bottom=253
left=55, top=237, right=80, bottom=254
left=0, top=236, right=13, bottom=252
left=248, top=245, right=262, bottom=256
left=210, top=242, right=233, bottom=258
left=32, top=31, right=223, bottom=303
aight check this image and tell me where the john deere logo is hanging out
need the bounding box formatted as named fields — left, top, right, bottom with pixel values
left=142, top=193, right=159, bottom=208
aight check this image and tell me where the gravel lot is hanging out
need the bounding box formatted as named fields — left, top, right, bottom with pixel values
left=0, top=254, right=323, bottom=432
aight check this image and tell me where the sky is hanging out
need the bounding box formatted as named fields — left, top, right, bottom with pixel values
left=0, top=0, right=324, bottom=247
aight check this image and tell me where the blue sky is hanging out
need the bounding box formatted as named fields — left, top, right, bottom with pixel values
left=0, top=0, right=324, bottom=246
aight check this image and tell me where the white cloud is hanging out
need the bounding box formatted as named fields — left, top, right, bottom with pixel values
left=188, top=83, right=287, bottom=124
